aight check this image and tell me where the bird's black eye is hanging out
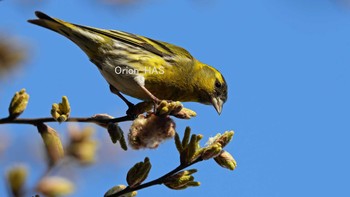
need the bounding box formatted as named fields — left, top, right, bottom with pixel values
left=215, top=81, right=222, bottom=88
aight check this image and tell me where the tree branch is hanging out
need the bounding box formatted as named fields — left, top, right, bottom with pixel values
left=0, top=115, right=134, bottom=126
left=107, top=157, right=203, bottom=197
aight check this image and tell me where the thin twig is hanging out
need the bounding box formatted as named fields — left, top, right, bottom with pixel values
left=107, top=157, right=203, bottom=197
left=0, top=115, right=134, bottom=126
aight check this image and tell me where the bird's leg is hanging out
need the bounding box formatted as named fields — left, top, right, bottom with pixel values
left=139, top=85, right=161, bottom=111
left=139, top=86, right=160, bottom=103
left=109, top=85, right=136, bottom=117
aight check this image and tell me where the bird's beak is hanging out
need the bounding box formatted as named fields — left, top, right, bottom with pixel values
left=211, top=97, right=224, bottom=115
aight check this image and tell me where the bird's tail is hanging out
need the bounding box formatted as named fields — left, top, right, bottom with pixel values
left=28, top=11, right=75, bottom=35
left=28, top=11, right=106, bottom=58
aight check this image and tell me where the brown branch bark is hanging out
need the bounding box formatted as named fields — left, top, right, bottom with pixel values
left=106, top=157, right=203, bottom=197
left=0, top=115, right=134, bottom=126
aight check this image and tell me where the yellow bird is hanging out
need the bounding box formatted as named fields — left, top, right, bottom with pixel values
left=28, top=11, right=228, bottom=115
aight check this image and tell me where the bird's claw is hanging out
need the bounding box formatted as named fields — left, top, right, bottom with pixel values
left=126, top=103, right=137, bottom=119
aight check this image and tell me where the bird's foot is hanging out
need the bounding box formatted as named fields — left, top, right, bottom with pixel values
left=125, top=103, right=137, bottom=119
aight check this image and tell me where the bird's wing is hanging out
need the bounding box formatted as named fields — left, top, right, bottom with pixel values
left=74, top=24, right=193, bottom=61
left=29, top=11, right=193, bottom=63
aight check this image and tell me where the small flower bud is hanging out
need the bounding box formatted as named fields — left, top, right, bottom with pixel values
left=51, top=96, right=71, bottom=123
left=37, top=124, right=64, bottom=166
left=8, top=89, right=29, bottom=119
left=176, top=127, right=204, bottom=165
left=107, top=123, right=122, bottom=144
left=170, top=169, right=197, bottom=179
left=66, top=126, right=97, bottom=165
left=75, top=141, right=97, bottom=164
left=119, top=131, right=128, bottom=151
left=182, top=127, right=191, bottom=148
left=187, top=134, right=199, bottom=160
left=127, top=157, right=151, bottom=188
left=36, top=176, right=74, bottom=197
left=214, top=150, right=237, bottom=171
left=60, top=96, right=70, bottom=114
left=92, top=114, right=114, bottom=128
left=104, top=185, right=137, bottom=197
left=207, top=131, right=234, bottom=148
left=51, top=103, right=60, bottom=120
left=216, top=131, right=234, bottom=148
left=0, top=36, right=26, bottom=76
left=201, top=143, right=223, bottom=160
left=172, top=107, right=197, bottom=119
left=167, top=101, right=183, bottom=114
left=186, top=181, right=200, bottom=187
left=6, top=165, right=27, bottom=197
left=156, top=100, right=170, bottom=116
left=180, top=134, right=202, bottom=164
left=164, top=169, right=199, bottom=190
left=174, top=133, right=183, bottom=153
left=154, top=100, right=196, bottom=119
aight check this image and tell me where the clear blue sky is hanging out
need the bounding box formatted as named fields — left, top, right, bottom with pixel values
left=1, top=0, right=350, bottom=196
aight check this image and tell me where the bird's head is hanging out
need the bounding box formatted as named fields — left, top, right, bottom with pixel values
left=195, top=63, right=228, bottom=115
left=210, top=72, right=228, bottom=115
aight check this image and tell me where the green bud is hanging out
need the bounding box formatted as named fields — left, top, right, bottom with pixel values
left=177, top=128, right=205, bottom=164
left=107, top=123, right=122, bottom=144
left=107, top=122, right=127, bottom=150
left=51, top=103, right=60, bottom=120
left=104, top=185, right=137, bottom=197
left=37, top=123, right=64, bottom=166
left=171, top=169, right=197, bottom=179
left=174, top=132, right=183, bottom=153
left=76, top=141, right=97, bottom=165
left=36, top=176, right=74, bottom=197
left=182, top=127, right=191, bottom=149
left=156, top=100, right=168, bottom=115
left=60, top=96, right=70, bottom=114
left=127, top=157, right=151, bottom=188
left=196, top=134, right=203, bottom=142
left=201, top=143, right=223, bottom=160
left=186, top=181, right=200, bottom=187
left=168, top=101, right=183, bottom=114
left=91, top=114, right=114, bottom=128
left=215, top=131, right=234, bottom=148
left=187, top=134, right=199, bottom=161
left=155, top=100, right=196, bottom=119
left=165, top=178, right=189, bottom=190
left=165, top=184, right=188, bottom=190
left=119, top=131, right=128, bottom=151
left=6, top=165, right=27, bottom=197
left=192, top=148, right=204, bottom=162
left=8, top=88, right=29, bottom=119
left=207, top=131, right=234, bottom=148
left=51, top=96, right=70, bottom=123
left=214, top=150, right=237, bottom=171
left=172, top=107, right=197, bottom=119
left=66, top=126, right=97, bottom=165
left=164, top=169, right=199, bottom=190
left=194, top=134, right=203, bottom=152
left=80, top=126, right=95, bottom=140
left=155, top=101, right=196, bottom=119
left=178, top=175, right=194, bottom=185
